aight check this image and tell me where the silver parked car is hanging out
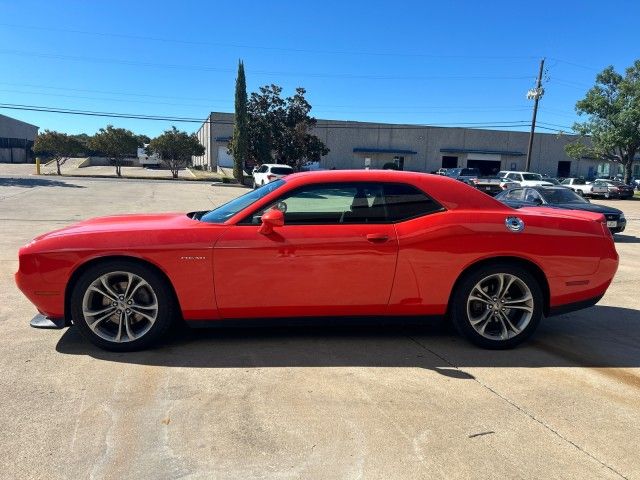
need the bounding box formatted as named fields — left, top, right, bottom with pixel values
left=560, top=178, right=608, bottom=197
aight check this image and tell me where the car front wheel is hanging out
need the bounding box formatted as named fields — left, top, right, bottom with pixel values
left=70, top=261, right=176, bottom=351
left=450, top=264, right=543, bottom=349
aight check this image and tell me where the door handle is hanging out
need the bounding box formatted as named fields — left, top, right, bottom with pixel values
left=366, top=233, right=389, bottom=243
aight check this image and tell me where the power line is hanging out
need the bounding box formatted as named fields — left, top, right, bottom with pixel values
left=546, top=57, right=600, bottom=72
left=0, top=22, right=540, bottom=61
left=0, top=88, right=535, bottom=115
left=0, top=49, right=535, bottom=81
left=0, top=81, right=535, bottom=112
left=0, top=102, right=536, bottom=130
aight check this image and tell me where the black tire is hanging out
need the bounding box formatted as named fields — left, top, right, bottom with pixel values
left=252, top=181, right=257, bottom=190
left=576, top=189, right=583, bottom=197
left=70, top=260, right=176, bottom=351
left=450, top=263, right=544, bottom=349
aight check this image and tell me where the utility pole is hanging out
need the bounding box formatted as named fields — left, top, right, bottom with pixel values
left=525, top=58, right=545, bottom=172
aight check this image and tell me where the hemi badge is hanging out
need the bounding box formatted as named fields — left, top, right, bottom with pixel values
left=565, top=280, right=589, bottom=286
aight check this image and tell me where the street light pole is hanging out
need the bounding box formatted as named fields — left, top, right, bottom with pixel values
left=525, top=58, right=545, bottom=172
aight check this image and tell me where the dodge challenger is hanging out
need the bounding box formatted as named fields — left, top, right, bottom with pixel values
left=15, top=170, right=618, bottom=351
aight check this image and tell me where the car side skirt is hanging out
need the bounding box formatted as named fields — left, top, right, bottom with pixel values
left=185, top=315, right=444, bottom=329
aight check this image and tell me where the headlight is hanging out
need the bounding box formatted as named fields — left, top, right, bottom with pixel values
left=620, top=214, right=625, bottom=220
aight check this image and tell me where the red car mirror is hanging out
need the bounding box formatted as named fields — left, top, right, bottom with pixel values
left=259, top=208, right=284, bottom=235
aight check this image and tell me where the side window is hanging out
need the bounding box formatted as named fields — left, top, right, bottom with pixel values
left=243, top=183, right=384, bottom=225
left=281, top=184, right=362, bottom=224
left=506, top=173, right=516, bottom=181
left=524, top=189, right=542, bottom=203
left=505, top=188, right=524, bottom=200
left=382, top=183, right=443, bottom=222
left=560, top=179, right=570, bottom=185
left=240, top=182, right=442, bottom=225
left=259, top=165, right=268, bottom=173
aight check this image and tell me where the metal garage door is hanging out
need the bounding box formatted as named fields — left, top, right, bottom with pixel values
left=217, top=146, right=234, bottom=168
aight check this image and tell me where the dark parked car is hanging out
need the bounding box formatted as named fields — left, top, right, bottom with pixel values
left=592, top=179, right=635, bottom=199
left=495, top=186, right=626, bottom=234
left=444, top=167, right=481, bottom=183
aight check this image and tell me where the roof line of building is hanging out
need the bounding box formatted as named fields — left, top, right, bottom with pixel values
left=0, top=113, right=39, bottom=130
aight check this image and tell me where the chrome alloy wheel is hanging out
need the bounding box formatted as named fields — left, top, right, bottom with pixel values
left=466, top=273, right=534, bottom=341
left=81, top=271, right=159, bottom=343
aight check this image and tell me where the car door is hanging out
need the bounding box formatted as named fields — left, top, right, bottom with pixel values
left=213, top=182, right=399, bottom=318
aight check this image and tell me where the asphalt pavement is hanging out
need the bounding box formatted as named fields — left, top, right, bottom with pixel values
left=1, top=174, right=638, bottom=479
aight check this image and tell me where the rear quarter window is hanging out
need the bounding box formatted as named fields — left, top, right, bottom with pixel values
left=383, top=184, right=444, bottom=221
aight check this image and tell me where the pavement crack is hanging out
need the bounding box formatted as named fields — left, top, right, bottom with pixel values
left=406, top=335, right=629, bottom=480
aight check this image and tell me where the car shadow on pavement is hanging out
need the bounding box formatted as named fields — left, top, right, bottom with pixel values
left=614, top=234, right=640, bottom=244
left=0, top=177, right=85, bottom=188
left=55, top=305, right=640, bottom=377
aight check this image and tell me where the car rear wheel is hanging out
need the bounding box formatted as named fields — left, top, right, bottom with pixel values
left=70, top=261, right=176, bottom=351
left=450, top=264, right=543, bottom=349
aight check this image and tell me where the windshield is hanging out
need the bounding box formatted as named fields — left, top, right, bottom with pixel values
left=522, top=173, right=543, bottom=181
left=200, top=179, right=285, bottom=223
left=460, top=168, right=480, bottom=176
left=541, top=188, right=588, bottom=204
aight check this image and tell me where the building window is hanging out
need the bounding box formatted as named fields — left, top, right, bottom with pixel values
left=441, top=156, right=458, bottom=168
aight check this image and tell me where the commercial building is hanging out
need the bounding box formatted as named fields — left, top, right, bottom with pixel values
left=193, top=112, right=636, bottom=179
left=0, top=114, right=39, bottom=163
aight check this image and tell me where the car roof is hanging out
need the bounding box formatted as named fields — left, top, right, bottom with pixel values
left=499, top=171, right=542, bottom=174
left=526, top=185, right=572, bottom=192
left=264, top=163, right=293, bottom=168
left=281, top=169, right=511, bottom=212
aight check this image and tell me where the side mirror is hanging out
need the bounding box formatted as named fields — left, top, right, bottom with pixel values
left=259, top=208, right=284, bottom=235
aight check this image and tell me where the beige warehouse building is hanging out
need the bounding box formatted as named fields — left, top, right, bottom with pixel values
left=0, top=114, right=38, bottom=164
left=194, top=112, right=638, bottom=179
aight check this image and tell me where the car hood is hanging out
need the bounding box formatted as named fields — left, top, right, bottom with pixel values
left=33, top=213, right=198, bottom=240
left=551, top=203, right=623, bottom=215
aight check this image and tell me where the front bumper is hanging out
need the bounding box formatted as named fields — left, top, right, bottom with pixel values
left=30, top=314, right=67, bottom=329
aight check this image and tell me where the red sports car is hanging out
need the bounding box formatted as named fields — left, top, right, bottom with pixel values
left=16, top=170, right=618, bottom=351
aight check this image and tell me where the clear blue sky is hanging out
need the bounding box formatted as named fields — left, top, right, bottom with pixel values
left=1, top=0, right=638, bottom=137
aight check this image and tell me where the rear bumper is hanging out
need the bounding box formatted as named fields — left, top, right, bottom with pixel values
left=547, top=294, right=604, bottom=317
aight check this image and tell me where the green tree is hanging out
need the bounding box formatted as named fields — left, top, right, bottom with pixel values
left=68, top=133, right=94, bottom=155
left=565, top=60, right=640, bottom=184
left=136, top=134, right=151, bottom=146
left=89, top=125, right=141, bottom=177
left=147, top=126, right=205, bottom=179
left=229, top=60, right=249, bottom=182
left=247, top=84, right=286, bottom=165
left=32, top=130, right=83, bottom=175
left=243, top=84, right=328, bottom=169
left=275, top=87, right=329, bottom=168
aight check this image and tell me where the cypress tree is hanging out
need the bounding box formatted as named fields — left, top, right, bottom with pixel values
left=231, top=60, right=248, bottom=182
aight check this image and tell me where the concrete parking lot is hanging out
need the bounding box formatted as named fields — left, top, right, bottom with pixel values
left=1, top=174, right=639, bottom=479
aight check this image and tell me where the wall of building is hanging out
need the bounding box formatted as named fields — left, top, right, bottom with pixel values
left=194, top=112, right=633, bottom=178
left=0, top=114, right=39, bottom=164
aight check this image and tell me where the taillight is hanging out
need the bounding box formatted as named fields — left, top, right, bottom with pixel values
left=267, top=174, right=276, bottom=181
